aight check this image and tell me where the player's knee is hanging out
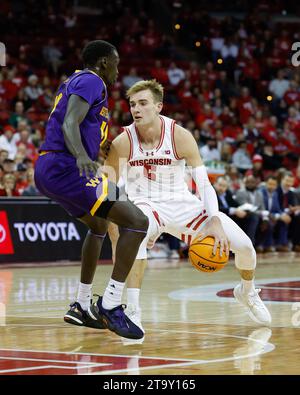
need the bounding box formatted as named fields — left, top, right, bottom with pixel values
left=132, top=211, right=149, bottom=234
left=235, top=243, right=256, bottom=271
left=240, top=243, right=256, bottom=261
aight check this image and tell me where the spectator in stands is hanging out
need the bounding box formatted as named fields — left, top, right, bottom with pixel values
left=245, top=154, right=265, bottom=183
left=210, top=29, right=224, bottom=62
left=8, top=101, right=27, bottom=128
left=243, top=116, right=260, bottom=143
left=220, top=37, right=239, bottom=77
left=199, top=137, right=221, bottom=162
left=283, top=80, right=300, bottom=106
left=0, top=125, right=18, bottom=159
left=167, top=62, right=185, bottom=86
left=42, top=38, right=63, bottom=75
left=22, top=168, right=41, bottom=196
left=24, top=75, right=43, bottom=107
left=215, top=70, right=237, bottom=101
left=0, top=149, right=9, bottom=166
left=261, top=143, right=282, bottom=171
left=235, top=175, right=270, bottom=249
left=2, top=158, right=16, bottom=174
left=122, top=67, right=143, bottom=90
left=63, top=10, right=77, bottom=29
left=232, top=140, right=253, bottom=174
left=214, top=176, right=260, bottom=245
left=119, top=35, right=138, bottom=58
left=0, top=173, right=20, bottom=196
left=269, top=69, right=290, bottom=100
left=16, top=129, right=38, bottom=162
left=277, top=171, right=300, bottom=252
left=260, top=175, right=291, bottom=252
left=225, top=164, right=244, bottom=192
left=16, top=119, right=30, bottom=134
left=214, top=176, right=247, bottom=218
left=15, top=162, right=29, bottom=195
left=220, top=142, right=232, bottom=163
left=38, top=87, right=55, bottom=112
left=150, top=60, right=169, bottom=84
left=237, top=86, right=255, bottom=124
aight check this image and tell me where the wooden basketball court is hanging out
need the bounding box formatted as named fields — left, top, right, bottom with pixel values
left=1, top=252, right=300, bottom=375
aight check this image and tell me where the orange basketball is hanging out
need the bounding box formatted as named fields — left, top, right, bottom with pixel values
left=188, top=236, right=228, bottom=273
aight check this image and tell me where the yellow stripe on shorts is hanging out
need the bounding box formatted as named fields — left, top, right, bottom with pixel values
left=90, top=174, right=109, bottom=216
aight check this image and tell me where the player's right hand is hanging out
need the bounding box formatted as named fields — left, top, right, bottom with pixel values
left=196, top=216, right=230, bottom=257
left=76, top=154, right=99, bottom=178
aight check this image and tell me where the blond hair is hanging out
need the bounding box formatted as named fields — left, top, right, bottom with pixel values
left=126, top=79, right=164, bottom=103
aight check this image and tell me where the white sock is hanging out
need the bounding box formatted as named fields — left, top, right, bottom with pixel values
left=76, top=282, right=92, bottom=311
left=241, top=278, right=255, bottom=293
left=102, top=278, right=125, bottom=310
left=127, top=288, right=140, bottom=309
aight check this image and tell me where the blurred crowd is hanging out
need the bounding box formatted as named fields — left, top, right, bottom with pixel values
left=1, top=0, right=300, bottom=252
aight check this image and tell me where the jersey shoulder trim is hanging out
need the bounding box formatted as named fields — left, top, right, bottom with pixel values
left=170, top=120, right=183, bottom=160
left=124, top=127, right=133, bottom=161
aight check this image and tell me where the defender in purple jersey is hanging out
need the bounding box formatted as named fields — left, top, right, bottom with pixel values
left=34, top=40, right=148, bottom=340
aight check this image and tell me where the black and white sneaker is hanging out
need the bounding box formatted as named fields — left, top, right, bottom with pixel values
left=64, top=301, right=106, bottom=329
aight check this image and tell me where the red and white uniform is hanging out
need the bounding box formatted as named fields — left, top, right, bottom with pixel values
left=122, top=115, right=209, bottom=259
left=121, top=115, right=256, bottom=271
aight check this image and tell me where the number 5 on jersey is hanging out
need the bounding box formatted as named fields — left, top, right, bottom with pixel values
left=144, top=164, right=156, bottom=181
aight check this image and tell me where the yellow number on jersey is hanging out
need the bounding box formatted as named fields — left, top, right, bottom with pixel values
left=86, top=177, right=101, bottom=187
left=100, top=120, right=108, bottom=146
left=49, top=93, right=63, bottom=119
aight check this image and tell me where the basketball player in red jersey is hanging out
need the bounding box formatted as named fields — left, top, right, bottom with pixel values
left=104, top=80, right=271, bottom=338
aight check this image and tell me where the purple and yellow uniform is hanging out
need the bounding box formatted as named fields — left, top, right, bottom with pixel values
left=35, top=70, right=109, bottom=218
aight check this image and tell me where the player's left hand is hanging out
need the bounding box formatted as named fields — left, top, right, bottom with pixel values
left=196, top=216, right=229, bottom=257
left=100, top=139, right=112, bottom=160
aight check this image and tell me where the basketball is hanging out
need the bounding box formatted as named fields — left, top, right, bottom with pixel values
left=188, top=236, right=229, bottom=273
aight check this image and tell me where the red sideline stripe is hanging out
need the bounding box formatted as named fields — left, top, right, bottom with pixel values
left=186, top=209, right=206, bottom=228
left=193, top=215, right=208, bottom=231
left=181, top=234, right=186, bottom=243
left=125, top=128, right=133, bottom=161
left=187, top=235, right=192, bottom=245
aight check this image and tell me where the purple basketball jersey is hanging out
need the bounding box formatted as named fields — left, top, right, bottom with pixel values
left=40, top=70, right=109, bottom=161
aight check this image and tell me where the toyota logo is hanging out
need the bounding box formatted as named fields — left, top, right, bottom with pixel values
left=0, top=224, right=6, bottom=243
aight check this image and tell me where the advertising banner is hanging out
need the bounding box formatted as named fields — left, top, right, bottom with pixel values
left=0, top=198, right=112, bottom=263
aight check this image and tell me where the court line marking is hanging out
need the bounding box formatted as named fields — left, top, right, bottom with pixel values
left=90, top=346, right=275, bottom=375
left=0, top=365, right=58, bottom=374
left=0, top=325, right=275, bottom=368
left=0, top=364, right=106, bottom=374
left=2, top=316, right=281, bottom=329
left=0, top=348, right=205, bottom=362
left=168, top=277, right=300, bottom=305
left=0, top=356, right=110, bottom=366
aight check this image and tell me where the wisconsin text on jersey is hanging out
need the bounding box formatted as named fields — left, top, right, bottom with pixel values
left=129, top=158, right=172, bottom=166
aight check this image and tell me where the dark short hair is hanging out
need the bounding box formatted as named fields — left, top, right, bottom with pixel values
left=81, top=40, right=116, bottom=67
left=266, top=175, right=277, bottom=182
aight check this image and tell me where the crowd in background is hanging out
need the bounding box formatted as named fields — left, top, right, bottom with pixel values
left=1, top=0, right=300, bottom=253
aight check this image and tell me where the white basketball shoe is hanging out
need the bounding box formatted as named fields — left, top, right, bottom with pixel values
left=122, top=304, right=145, bottom=345
left=233, top=284, right=272, bottom=325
